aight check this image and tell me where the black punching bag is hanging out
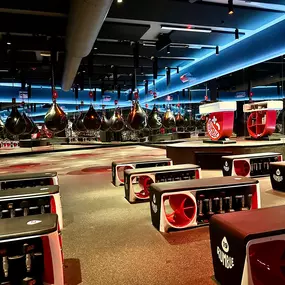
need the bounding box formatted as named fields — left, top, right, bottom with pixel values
left=175, top=112, right=185, bottom=128
left=163, top=108, right=176, bottom=129
left=76, top=112, right=86, bottom=132
left=72, top=116, right=78, bottom=132
left=100, top=112, right=110, bottom=132
left=183, top=111, right=190, bottom=128
left=22, top=112, right=34, bottom=134
left=127, top=101, right=147, bottom=130
left=5, top=106, right=26, bottom=136
left=83, top=105, right=101, bottom=131
left=0, top=118, right=5, bottom=134
left=148, top=105, right=162, bottom=130
left=110, top=108, right=125, bottom=132
left=44, top=101, right=68, bottom=133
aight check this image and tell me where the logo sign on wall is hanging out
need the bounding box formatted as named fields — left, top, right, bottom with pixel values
left=206, top=115, right=221, bottom=140
left=19, top=90, right=28, bottom=99
left=103, top=96, right=112, bottom=102
left=235, top=92, right=246, bottom=99
left=180, top=72, right=195, bottom=83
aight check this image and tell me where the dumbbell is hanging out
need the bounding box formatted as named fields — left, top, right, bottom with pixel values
left=224, top=196, right=235, bottom=213
left=217, top=192, right=225, bottom=214
left=0, top=248, right=8, bottom=280
left=28, top=206, right=39, bottom=215
left=23, top=244, right=34, bottom=274
left=235, top=195, right=248, bottom=211
left=207, top=198, right=214, bottom=217
left=7, top=204, right=15, bottom=218
left=20, top=201, right=30, bottom=217
left=22, top=277, right=37, bottom=285
left=37, top=199, right=46, bottom=214
left=246, top=193, right=253, bottom=209
left=197, top=194, right=205, bottom=222
left=7, top=254, right=26, bottom=284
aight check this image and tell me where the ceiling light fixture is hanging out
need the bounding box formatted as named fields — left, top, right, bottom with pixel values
left=6, top=33, right=11, bottom=45
left=143, top=42, right=156, bottom=47
left=161, top=26, right=212, bottom=33
left=216, top=46, right=220, bottom=55
left=94, top=47, right=98, bottom=50
left=117, top=0, right=123, bottom=3
left=235, top=28, right=239, bottom=40
left=40, top=52, right=51, bottom=57
left=167, top=46, right=171, bottom=54
left=228, top=0, right=234, bottom=15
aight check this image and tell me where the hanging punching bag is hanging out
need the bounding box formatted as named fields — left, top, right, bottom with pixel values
left=31, top=119, right=39, bottom=133
left=5, top=106, right=26, bottom=136
left=175, top=112, right=185, bottom=128
left=127, top=101, right=147, bottom=130
left=83, top=105, right=101, bottom=131
left=72, top=116, right=78, bottom=132
left=0, top=118, right=5, bottom=134
left=148, top=105, right=162, bottom=130
left=110, top=108, right=125, bottom=132
left=100, top=112, right=110, bottom=132
left=44, top=101, right=68, bottom=133
left=183, top=111, right=190, bottom=129
left=163, top=108, right=176, bottom=129
left=76, top=112, right=86, bottom=132
left=22, top=112, right=34, bottom=134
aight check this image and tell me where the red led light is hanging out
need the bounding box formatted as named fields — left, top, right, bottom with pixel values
left=250, top=92, right=254, bottom=97
left=187, top=25, right=192, bottom=29
left=89, top=91, right=93, bottom=98
left=52, top=90, right=58, bottom=100
left=50, top=196, right=56, bottom=214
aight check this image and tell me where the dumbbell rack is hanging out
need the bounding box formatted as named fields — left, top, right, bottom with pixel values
left=0, top=185, right=63, bottom=230
left=149, top=176, right=260, bottom=232
left=124, top=164, right=201, bottom=203
left=112, top=158, right=172, bottom=186
left=0, top=172, right=58, bottom=190
left=0, top=214, right=64, bottom=285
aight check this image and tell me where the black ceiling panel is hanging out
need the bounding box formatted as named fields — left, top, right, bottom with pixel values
left=0, top=0, right=70, bottom=14
left=0, top=13, right=67, bottom=35
left=170, top=30, right=240, bottom=46
left=107, top=0, right=283, bottom=30
left=98, top=22, right=150, bottom=41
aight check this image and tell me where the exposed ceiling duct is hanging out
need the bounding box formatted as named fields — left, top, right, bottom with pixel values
left=62, top=0, right=113, bottom=91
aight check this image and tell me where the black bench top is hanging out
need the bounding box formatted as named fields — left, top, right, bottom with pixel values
left=112, top=158, right=172, bottom=166
left=222, top=152, right=281, bottom=160
left=210, top=205, right=285, bottom=242
left=125, top=164, right=200, bottom=176
left=0, top=214, right=58, bottom=241
left=0, top=172, right=57, bottom=181
left=0, top=185, right=59, bottom=199
left=150, top=176, right=258, bottom=193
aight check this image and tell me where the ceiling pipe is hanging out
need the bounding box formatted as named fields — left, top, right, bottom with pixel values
left=62, top=0, right=113, bottom=91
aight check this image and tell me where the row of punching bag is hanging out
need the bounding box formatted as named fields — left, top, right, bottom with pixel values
left=0, top=107, right=39, bottom=136
left=0, top=100, right=189, bottom=137
left=72, top=101, right=188, bottom=133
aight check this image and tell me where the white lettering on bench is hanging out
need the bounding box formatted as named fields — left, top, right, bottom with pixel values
left=217, top=236, right=234, bottom=269
left=151, top=194, right=158, bottom=213
left=273, top=169, right=283, bottom=183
